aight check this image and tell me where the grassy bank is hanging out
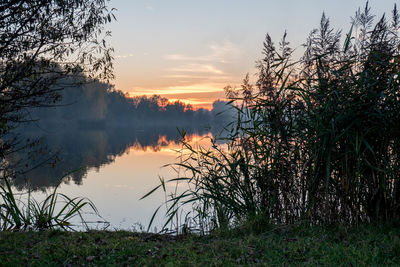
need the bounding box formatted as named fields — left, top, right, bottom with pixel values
left=0, top=224, right=399, bottom=266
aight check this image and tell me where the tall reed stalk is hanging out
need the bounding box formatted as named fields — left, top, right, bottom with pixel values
left=145, top=3, right=400, bottom=233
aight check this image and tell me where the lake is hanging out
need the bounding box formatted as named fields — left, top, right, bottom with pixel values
left=8, top=125, right=219, bottom=231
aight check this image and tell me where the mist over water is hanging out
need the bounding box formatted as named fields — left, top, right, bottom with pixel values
left=9, top=126, right=209, bottom=189
left=6, top=124, right=222, bottom=230
left=1, top=76, right=236, bottom=230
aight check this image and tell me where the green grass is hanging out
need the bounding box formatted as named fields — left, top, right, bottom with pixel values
left=1, top=224, right=399, bottom=266
left=1, top=174, right=98, bottom=231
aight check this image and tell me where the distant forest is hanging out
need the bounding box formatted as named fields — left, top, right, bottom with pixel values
left=26, top=79, right=234, bottom=130
left=7, top=77, right=236, bottom=190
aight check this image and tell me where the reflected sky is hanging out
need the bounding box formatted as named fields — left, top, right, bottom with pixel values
left=10, top=128, right=214, bottom=230
left=57, top=133, right=213, bottom=230
left=9, top=126, right=211, bottom=189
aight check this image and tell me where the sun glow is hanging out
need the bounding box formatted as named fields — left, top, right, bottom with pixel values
left=127, top=85, right=227, bottom=110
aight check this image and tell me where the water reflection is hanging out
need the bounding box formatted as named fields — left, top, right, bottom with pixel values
left=9, top=125, right=211, bottom=190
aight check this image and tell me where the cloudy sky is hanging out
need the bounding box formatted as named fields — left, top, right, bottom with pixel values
left=107, top=0, right=396, bottom=109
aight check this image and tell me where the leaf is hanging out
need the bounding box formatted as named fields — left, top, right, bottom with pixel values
left=140, top=184, right=163, bottom=200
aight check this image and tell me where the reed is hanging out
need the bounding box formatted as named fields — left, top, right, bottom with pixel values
left=0, top=172, right=98, bottom=231
left=145, top=3, right=400, bottom=233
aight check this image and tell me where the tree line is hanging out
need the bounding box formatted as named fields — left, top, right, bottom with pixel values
left=27, top=78, right=230, bottom=130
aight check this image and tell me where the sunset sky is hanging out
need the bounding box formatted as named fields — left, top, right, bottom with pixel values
left=108, top=0, right=395, bottom=109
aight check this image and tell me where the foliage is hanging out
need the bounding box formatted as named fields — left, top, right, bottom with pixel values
left=146, top=3, right=400, bottom=232
left=0, top=0, right=114, bottom=139
left=0, top=1, right=113, bottom=232
left=0, top=173, right=98, bottom=231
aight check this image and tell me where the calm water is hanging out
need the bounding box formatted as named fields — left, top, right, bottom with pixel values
left=9, top=126, right=215, bottom=231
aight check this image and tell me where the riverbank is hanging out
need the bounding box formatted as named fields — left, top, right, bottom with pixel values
left=1, top=224, right=399, bottom=266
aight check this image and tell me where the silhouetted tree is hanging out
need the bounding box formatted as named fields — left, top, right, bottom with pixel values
left=0, top=0, right=114, bottom=143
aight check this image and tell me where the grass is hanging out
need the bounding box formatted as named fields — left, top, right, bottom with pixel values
left=1, top=174, right=98, bottom=231
left=2, top=4, right=400, bottom=266
left=0, top=224, right=399, bottom=266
